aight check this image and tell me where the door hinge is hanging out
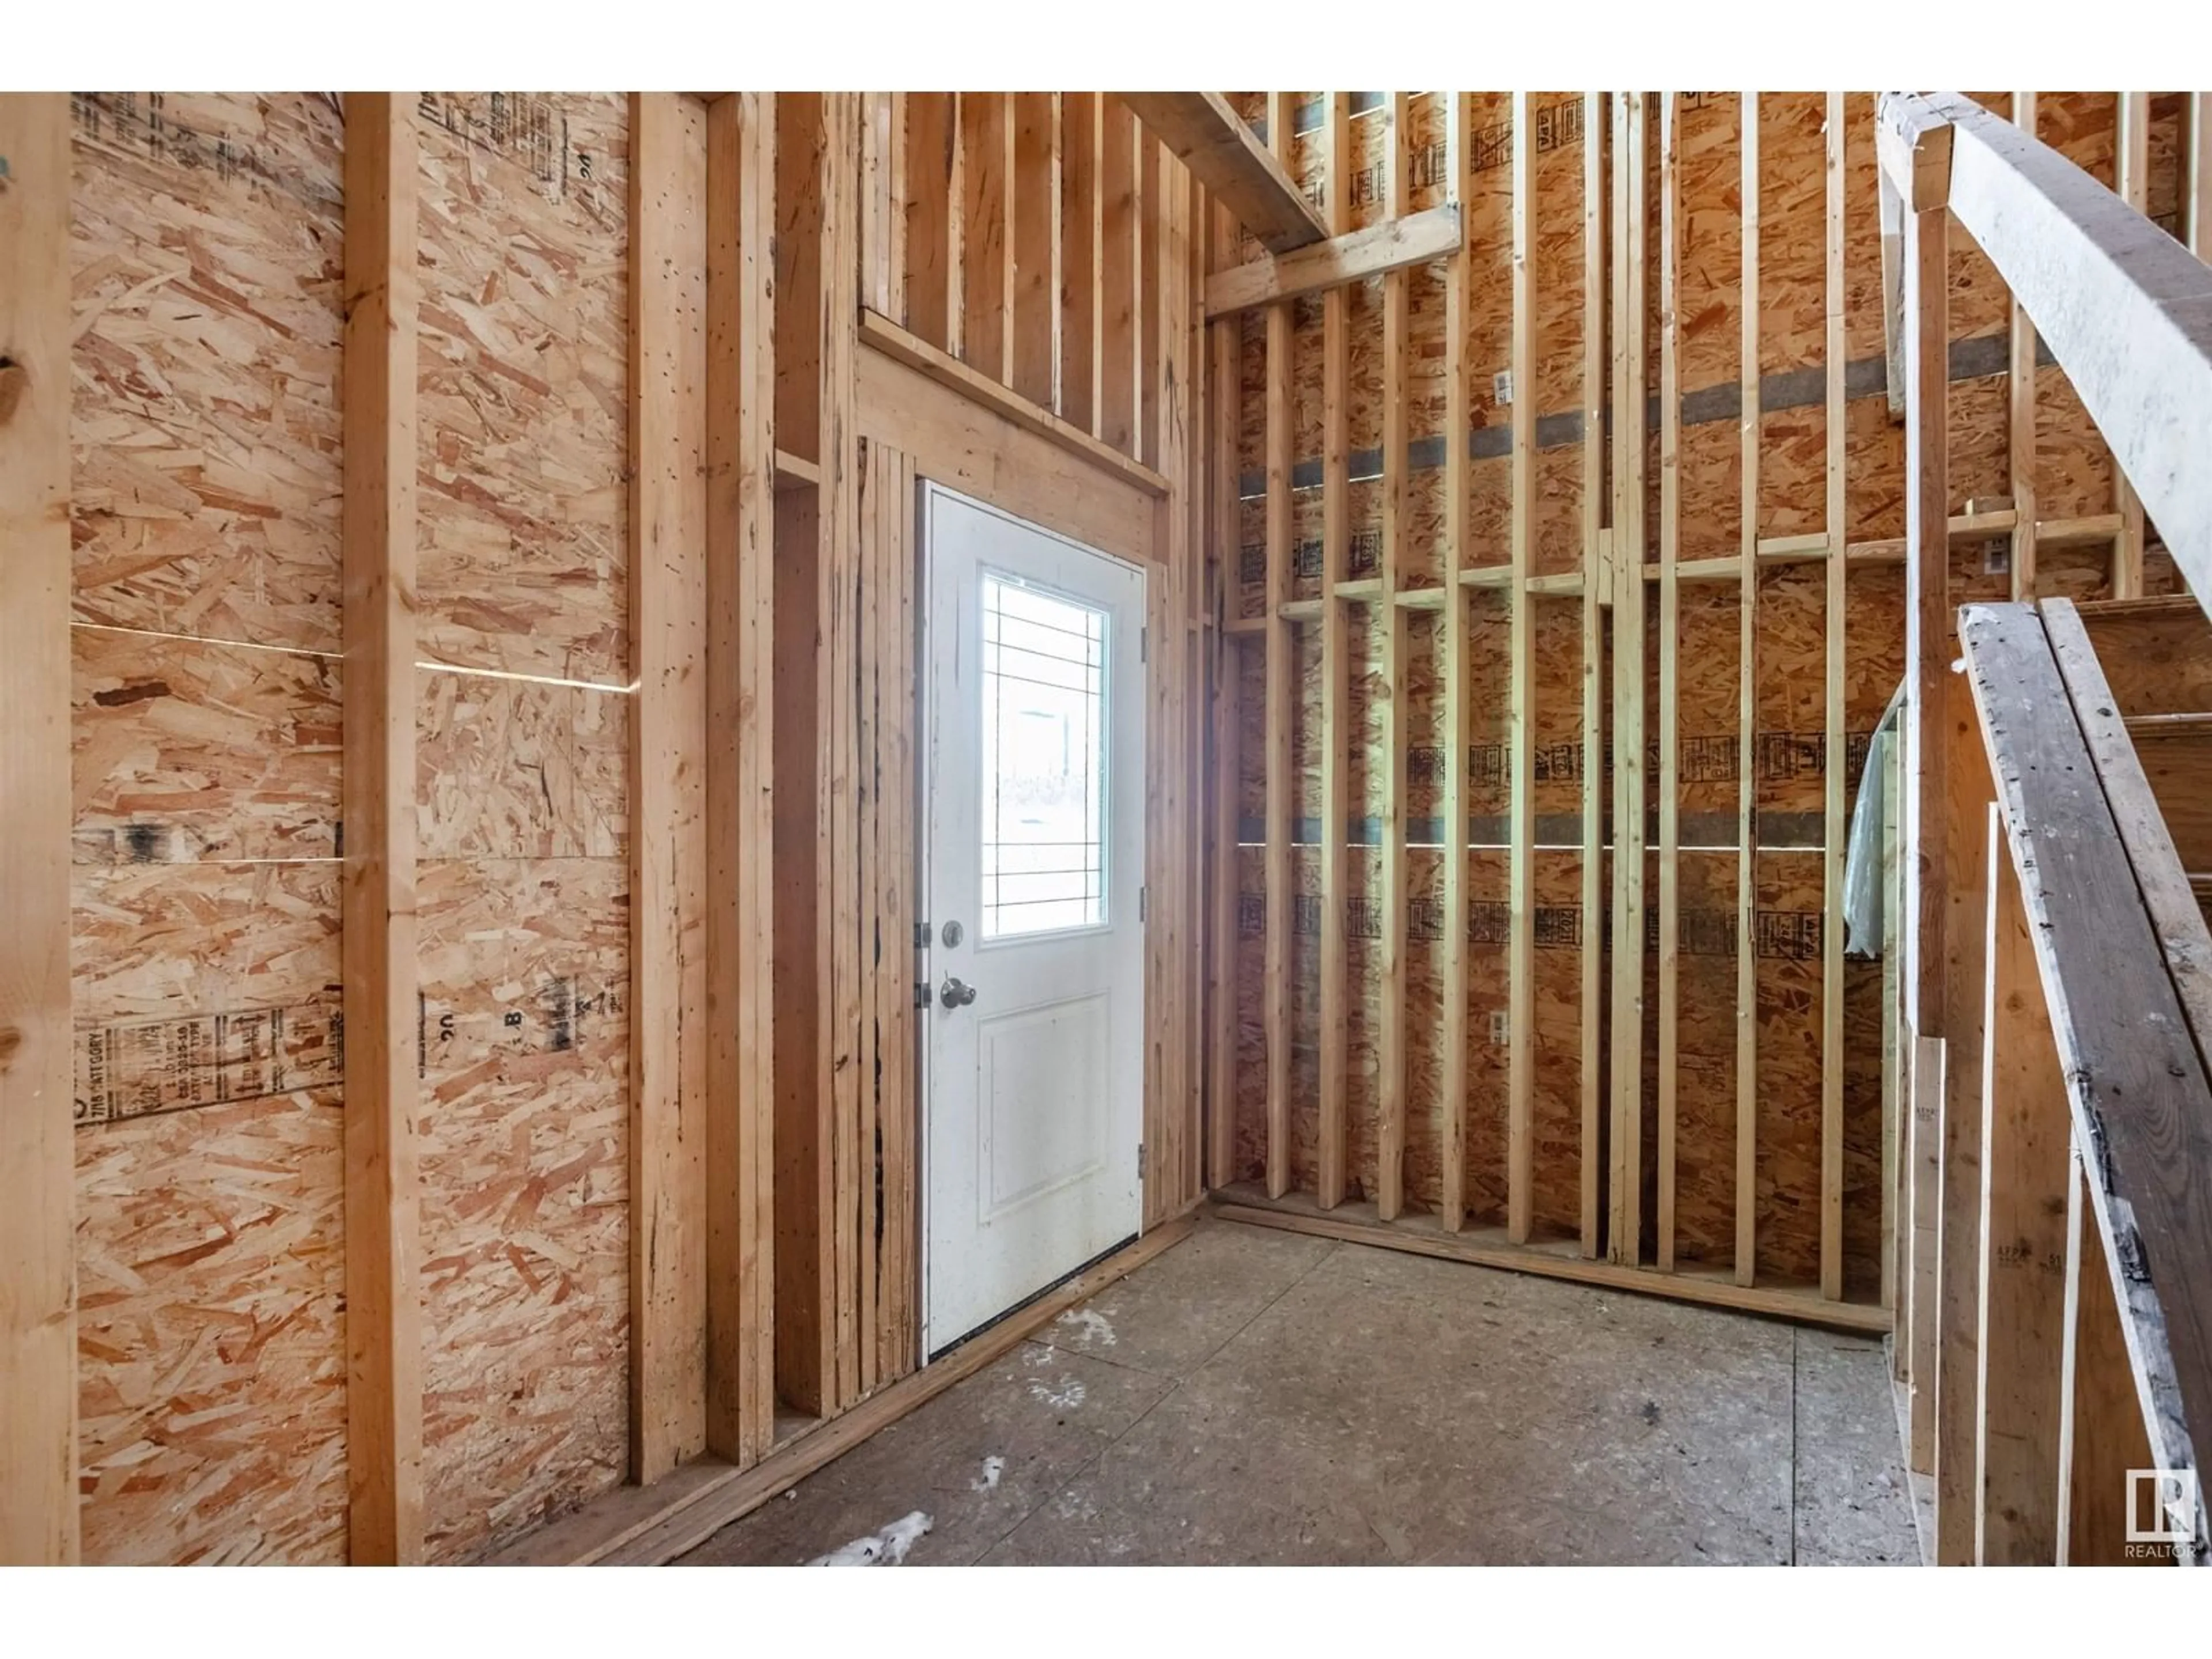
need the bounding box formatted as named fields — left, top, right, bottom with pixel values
left=1139, top=884, right=1148, bottom=922
left=914, top=921, right=932, bottom=949
left=1139, top=625, right=1148, bottom=663
left=1137, top=1141, right=1146, bottom=1172
left=914, top=981, right=933, bottom=1009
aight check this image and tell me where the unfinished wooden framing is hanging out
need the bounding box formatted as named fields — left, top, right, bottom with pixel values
left=23, top=82, right=2212, bottom=1567
left=28, top=88, right=1210, bottom=1567
left=1881, top=88, right=2212, bottom=1565
left=0, top=90, right=78, bottom=1568
left=1215, top=88, right=2196, bottom=1325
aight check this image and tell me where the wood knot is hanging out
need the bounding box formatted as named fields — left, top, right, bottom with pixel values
left=0, top=355, right=26, bottom=428
left=0, top=1025, right=20, bottom=1068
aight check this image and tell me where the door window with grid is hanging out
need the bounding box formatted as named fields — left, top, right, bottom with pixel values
left=979, top=572, right=1108, bottom=940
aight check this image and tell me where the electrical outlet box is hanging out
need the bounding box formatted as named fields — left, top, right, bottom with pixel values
left=1490, top=1009, right=1509, bottom=1045
left=1983, top=537, right=2010, bottom=577
left=1492, top=369, right=1514, bottom=407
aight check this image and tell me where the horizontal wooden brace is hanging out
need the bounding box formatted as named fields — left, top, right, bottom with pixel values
left=1205, top=203, right=1463, bottom=318
left=857, top=307, right=1168, bottom=497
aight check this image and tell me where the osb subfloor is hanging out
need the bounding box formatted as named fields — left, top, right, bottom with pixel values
left=673, top=1217, right=1918, bottom=1566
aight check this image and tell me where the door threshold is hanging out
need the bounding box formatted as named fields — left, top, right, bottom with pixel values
left=927, top=1230, right=1141, bottom=1362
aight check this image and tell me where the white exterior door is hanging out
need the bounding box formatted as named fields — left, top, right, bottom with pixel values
left=921, top=484, right=1146, bottom=1357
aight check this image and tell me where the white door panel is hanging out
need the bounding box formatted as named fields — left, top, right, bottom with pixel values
left=922, top=484, right=1144, bottom=1357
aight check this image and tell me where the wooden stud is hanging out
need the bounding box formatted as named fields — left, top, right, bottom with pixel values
left=1117, top=92, right=1330, bottom=253
left=772, top=93, right=837, bottom=1422
left=1012, top=93, right=1063, bottom=413
left=1206, top=206, right=1241, bottom=1195
left=1902, top=196, right=1949, bottom=1105
left=881, top=449, right=920, bottom=1382
left=1100, top=101, right=1141, bottom=457
left=629, top=89, right=711, bottom=1483
left=959, top=93, right=1013, bottom=384
left=1611, top=93, right=1649, bottom=1270
left=1440, top=93, right=1474, bottom=1233
left=703, top=90, right=778, bottom=1467
left=2009, top=93, right=2039, bottom=602
left=1062, top=93, right=1102, bottom=435
left=1655, top=92, right=1680, bottom=1272
left=1881, top=714, right=1905, bottom=1320
left=1317, top=93, right=1351, bottom=1212
left=0, top=90, right=78, bottom=1569
left=1506, top=92, right=1536, bottom=1245
left=1972, top=817, right=2071, bottom=1564
left=823, top=93, right=865, bottom=1414
left=1819, top=91, right=1847, bottom=1302
left=1908, top=1031, right=1943, bottom=1471
left=1734, top=92, right=1760, bottom=1290
left=2115, top=90, right=2149, bottom=601
left=1263, top=91, right=1294, bottom=1202
left=2192, top=93, right=2212, bottom=260
left=944, top=94, right=968, bottom=360
left=1582, top=92, right=1608, bottom=1261
left=902, top=93, right=956, bottom=349
left=1376, top=93, right=1412, bottom=1224
left=2055, top=1151, right=2157, bottom=1564
left=861, top=93, right=902, bottom=318
left=1933, top=759, right=1994, bottom=1566
left=339, top=92, right=425, bottom=1566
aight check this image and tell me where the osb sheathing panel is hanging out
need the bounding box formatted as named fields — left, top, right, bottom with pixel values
left=69, top=93, right=344, bottom=654
left=417, top=670, right=627, bottom=861
left=71, top=628, right=340, bottom=865
left=68, top=92, right=350, bottom=1565
left=1755, top=852, right=1825, bottom=1284
left=415, top=92, right=630, bottom=685
left=417, top=856, right=630, bottom=1559
left=412, top=91, right=634, bottom=1560
left=73, top=862, right=347, bottom=1565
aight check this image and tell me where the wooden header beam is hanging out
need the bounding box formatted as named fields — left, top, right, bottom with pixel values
left=1118, top=93, right=1328, bottom=253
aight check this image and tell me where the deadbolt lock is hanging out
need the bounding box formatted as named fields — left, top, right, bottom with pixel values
left=942, top=919, right=964, bottom=948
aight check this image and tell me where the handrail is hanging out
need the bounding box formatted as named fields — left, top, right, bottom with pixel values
left=1881, top=91, right=2212, bottom=1565
left=1952, top=605, right=2212, bottom=1563
left=1878, top=91, right=2212, bottom=621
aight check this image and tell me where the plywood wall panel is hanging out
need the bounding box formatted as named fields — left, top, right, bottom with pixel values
left=67, top=91, right=350, bottom=1566
left=416, top=671, right=627, bottom=861
left=69, top=93, right=345, bottom=654
left=71, top=628, right=340, bottom=866
left=411, top=91, right=635, bottom=1559
left=415, top=92, right=630, bottom=685
left=416, top=854, right=630, bottom=1560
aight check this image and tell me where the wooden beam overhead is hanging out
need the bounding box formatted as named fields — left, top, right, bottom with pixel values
left=1205, top=202, right=1463, bottom=318
left=0, top=89, right=78, bottom=1569
left=1117, top=92, right=1330, bottom=253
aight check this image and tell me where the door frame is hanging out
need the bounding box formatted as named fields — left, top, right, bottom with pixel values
left=914, top=478, right=1151, bottom=1362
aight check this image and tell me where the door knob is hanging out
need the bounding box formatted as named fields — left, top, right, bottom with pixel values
left=941, top=975, right=978, bottom=1009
